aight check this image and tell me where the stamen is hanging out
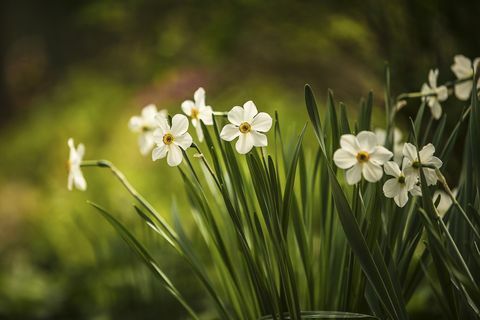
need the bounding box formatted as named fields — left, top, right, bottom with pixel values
left=398, top=175, right=406, bottom=184
left=163, top=133, right=174, bottom=145
left=356, top=151, right=370, bottom=163
left=191, top=108, right=199, bottom=119
left=239, top=122, right=251, bottom=133
left=412, top=161, right=420, bottom=169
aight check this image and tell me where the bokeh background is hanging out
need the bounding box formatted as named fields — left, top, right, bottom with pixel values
left=1, top=0, right=479, bottom=319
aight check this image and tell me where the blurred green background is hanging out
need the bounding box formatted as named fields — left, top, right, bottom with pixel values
left=0, top=0, right=479, bottom=319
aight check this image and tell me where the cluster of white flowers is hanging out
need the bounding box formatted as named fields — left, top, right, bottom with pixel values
left=333, top=131, right=443, bottom=208
left=420, top=54, right=479, bottom=120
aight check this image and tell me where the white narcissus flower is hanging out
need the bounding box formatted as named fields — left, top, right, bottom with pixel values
left=333, top=131, right=393, bottom=185
left=129, top=104, right=168, bottom=155
left=375, top=127, right=403, bottom=162
left=421, top=69, right=448, bottom=120
left=451, top=54, right=480, bottom=100
left=181, top=87, right=213, bottom=142
left=402, top=143, right=442, bottom=186
left=220, top=101, right=272, bottom=154
left=383, top=161, right=419, bottom=207
left=67, top=138, right=87, bottom=191
left=152, top=114, right=193, bottom=167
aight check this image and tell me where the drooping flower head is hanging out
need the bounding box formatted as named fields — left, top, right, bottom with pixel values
left=433, top=189, right=456, bottom=218
left=402, top=143, right=442, bottom=186
left=333, top=131, right=393, bottom=185
left=152, top=114, right=193, bottom=167
left=451, top=54, right=480, bottom=100
left=181, top=87, right=213, bottom=142
left=129, top=104, right=168, bottom=155
left=67, top=138, right=87, bottom=191
left=220, top=101, right=272, bottom=154
left=421, top=69, right=448, bottom=120
left=383, top=160, right=420, bottom=207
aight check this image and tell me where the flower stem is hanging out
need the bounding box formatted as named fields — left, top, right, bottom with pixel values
left=435, top=168, right=480, bottom=240
left=395, top=76, right=473, bottom=102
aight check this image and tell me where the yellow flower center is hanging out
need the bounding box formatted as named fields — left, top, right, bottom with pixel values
left=191, top=108, right=199, bottom=119
left=398, top=175, right=405, bottom=184
left=356, top=151, right=370, bottom=163
left=163, top=133, right=174, bottom=145
left=239, top=122, right=251, bottom=133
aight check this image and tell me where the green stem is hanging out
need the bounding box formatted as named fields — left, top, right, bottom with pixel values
left=435, top=168, right=480, bottom=241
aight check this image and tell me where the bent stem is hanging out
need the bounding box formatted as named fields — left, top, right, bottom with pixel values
left=434, top=168, right=480, bottom=241
left=396, top=76, right=473, bottom=102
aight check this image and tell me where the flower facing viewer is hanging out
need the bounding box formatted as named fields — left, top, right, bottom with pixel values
left=152, top=114, right=193, bottom=167
left=67, top=138, right=87, bottom=191
left=220, top=101, right=272, bottom=154
left=383, top=161, right=420, bottom=207
left=451, top=54, right=480, bottom=100
left=402, top=143, right=442, bottom=186
left=333, top=131, right=393, bottom=185
left=129, top=104, right=168, bottom=155
left=421, top=69, right=448, bottom=120
left=181, top=87, right=213, bottom=142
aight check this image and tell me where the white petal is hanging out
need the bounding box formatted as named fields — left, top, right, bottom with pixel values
left=175, top=132, right=193, bottom=150
left=428, top=156, right=442, bottom=169
left=394, top=189, right=409, bottom=207
left=73, top=169, right=87, bottom=191
left=181, top=100, right=195, bottom=116
left=152, top=145, right=168, bottom=161
left=139, top=133, right=154, bottom=155
left=362, top=162, right=383, bottom=182
left=167, top=145, right=184, bottom=166
left=430, top=99, right=442, bottom=120
left=369, top=146, right=393, bottom=165
left=227, top=106, right=244, bottom=126
left=340, top=134, right=360, bottom=154
left=128, top=116, right=143, bottom=132
left=250, top=131, right=268, bottom=147
left=384, top=161, right=401, bottom=178
left=250, top=112, right=272, bottom=132
left=421, top=83, right=431, bottom=96
left=451, top=55, right=472, bottom=78
left=67, top=172, right=74, bottom=191
left=403, top=143, right=418, bottom=161
left=243, top=101, right=258, bottom=122
left=454, top=81, right=473, bottom=100
left=383, top=178, right=401, bottom=198
left=220, top=124, right=241, bottom=141
left=235, top=133, right=254, bottom=154
left=155, top=115, right=170, bottom=134
left=171, top=114, right=189, bottom=135
left=199, top=106, right=213, bottom=125
left=195, top=122, right=204, bottom=142
left=436, top=86, right=448, bottom=101
left=142, top=104, right=158, bottom=118
left=405, top=174, right=418, bottom=191
left=357, top=131, right=377, bottom=153
left=77, top=143, right=85, bottom=159
left=419, top=143, right=435, bottom=162
left=423, top=168, right=438, bottom=186
left=333, top=149, right=356, bottom=169
left=194, top=87, right=206, bottom=107
left=345, top=163, right=362, bottom=185
left=428, top=69, right=438, bottom=88
left=409, top=185, right=422, bottom=197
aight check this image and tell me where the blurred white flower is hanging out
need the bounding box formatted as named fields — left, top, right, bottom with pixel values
left=333, top=131, right=393, bottom=185
left=129, top=104, right=168, bottom=155
left=451, top=55, right=480, bottom=100
left=433, top=188, right=457, bottom=217
left=181, top=87, right=213, bottom=142
left=403, top=143, right=442, bottom=186
left=220, top=101, right=272, bottom=154
left=375, top=127, right=403, bottom=162
left=421, top=69, right=448, bottom=119
left=152, top=114, right=193, bottom=167
left=67, top=138, right=87, bottom=191
left=383, top=160, right=419, bottom=207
